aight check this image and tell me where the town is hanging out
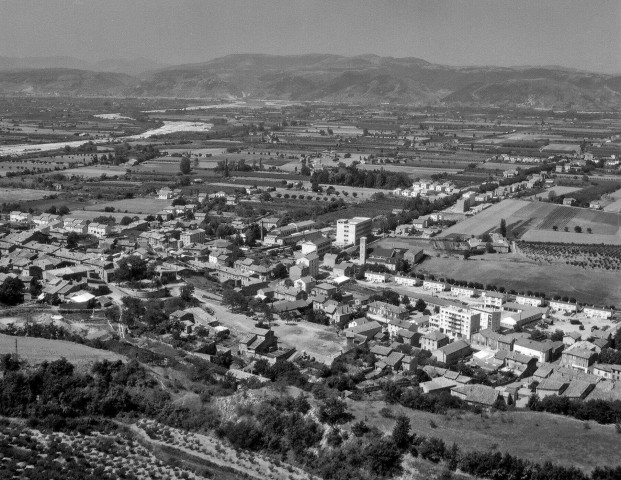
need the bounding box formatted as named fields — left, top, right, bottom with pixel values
left=1, top=2, right=621, bottom=476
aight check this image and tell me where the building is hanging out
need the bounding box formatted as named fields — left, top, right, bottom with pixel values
left=592, top=363, right=621, bottom=381
left=300, top=237, right=332, bottom=259
left=63, top=218, right=88, bottom=234
left=421, top=331, right=450, bottom=351
left=9, top=211, right=31, bottom=223
left=367, top=301, right=409, bottom=323
left=471, top=306, right=501, bottom=332
left=583, top=306, right=613, bottom=319
left=431, top=306, right=481, bottom=340
left=365, top=272, right=389, bottom=283
left=513, top=339, right=554, bottom=363
left=180, top=229, right=205, bottom=246
left=514, top=295, right=545, bottom=307
left=335, top=217, right=372, bottom=246
left=394, top=275, right=421, bottom=287
left=549, top=300, right=578, bottom=313
left=296, top=253, right=319, bottom=277
left=561, top=348, right=598, bottom=373
left=433, top=339, right=471, bottom=364
left=87, top=223, right=112, bottom=238
left=451, top=286, right=478, bottom=298
left=423, top=280, right=447, bottom=292
left=451, top=384, right=500, bottom=408
left=483, top=291, right=505, bottom=308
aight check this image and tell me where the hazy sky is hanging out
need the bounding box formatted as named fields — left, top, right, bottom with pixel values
left=1, top=0, right=620, bottom=72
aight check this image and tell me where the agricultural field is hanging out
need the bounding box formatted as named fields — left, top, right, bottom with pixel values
left=415, top=254, right=621, bottom=306
left=349, top=399, right=621, bottom=473
left=84, top=197, right=172, bottom=214
left=62, top=165, right=127, bottom=177
left=0, top=333, right=125, bottom=367
left=441, top=198, right=621, bottom=241
left=517, top=242, right=621, bottom=270
left=0, top=187, right=51, bottom=202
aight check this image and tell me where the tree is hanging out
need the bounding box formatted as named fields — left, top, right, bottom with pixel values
left=500, top=218, right=507, bottom=237
left=222, top=288, right=248, bottom=312
left=180, top=157, right=191, bottom=175
left=180, top=284, right=195, bottom=302
left=0, top=277, right=24, bottom=305
left=414, top=299, right=427, bottom=312
left=392, top=415, right=411, bottom=450
left=318, top=397, right=352, bottom=425
left=272, top=263, right=288, bottom=279
left=574, top=225, right=582, bottom=233
left=66, top=232, right=79, bottom=249
left=113, top=255, right=148, bottom=282
left=120, top=216, right=133, bottom=226
left=58, top=205, right=70, bottom=215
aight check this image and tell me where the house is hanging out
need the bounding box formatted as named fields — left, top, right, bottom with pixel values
left=504, top=351, right=538, bottom=376
left=63, top=218, right=88, bottom=234
left=345, top=321, right=383, bottom=345
left=583, top=306, right=613, bottom=319
left=312, top=283, right=337, bottom=297
left=180, top=229, right=206, bottom=246
left=423, top=280, right=447, bottom=292
left=548, top=300, right=578, bottom=313
left=563, top=332, right=582, bottom=346
left=451, top=286, right=477, bottom=298
left=592, top=363, right=621, bottom=381
left=333, top=262, right=354, bottom=277
left=88, top=222, right=112, bottom=238
left=560, top=347, right=598, bottom=373
left=432, top=339, right=471, bottom=364
left=367, top=301, right=409, bottom=323
left=387, top=319, right=416, bottom=338
left=514, top=295, right=545, bottom=307
left=483, top=291, right=505, bottom=308
left=365, top=272, right=389, bottom=283
left=9, top=211, right=31, bottom=223
left=513, top=338, right=554, bottom=363
left=451, top=384, right=500, bottom=408
left=274, top=286, right=306, bottom=302
left=536, top=378, right=569, bottom=398
left=394, top=275, right=421, bottom=287
left=300, top=237, right=332, bottom=259
left=471, top=329, right=503, bottom=350
left=294, top=276, right=316, bottom=293
left=238, top=328, right=278, bottom=356
left=421, top=331, right=450, bottom=351
left=158, top=187, right=176, bottom=199
left=562, top=380, right=596, bottom=400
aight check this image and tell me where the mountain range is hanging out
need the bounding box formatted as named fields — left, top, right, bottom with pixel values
left=0, top=53, right=620, bottom=110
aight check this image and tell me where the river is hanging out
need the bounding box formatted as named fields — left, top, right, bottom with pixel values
left=0, top=120, right=213, bottom=157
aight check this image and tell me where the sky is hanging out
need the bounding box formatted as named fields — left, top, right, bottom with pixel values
left=1, top=0, right=620, bottom=72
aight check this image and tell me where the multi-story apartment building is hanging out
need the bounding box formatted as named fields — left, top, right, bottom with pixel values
left=430, top=306, right=481, bottom=340
left=87, top=223, right=112, bottom=238
left=471, top=306, right=501, bottom=331
left=423, top=280, right=447, bottom=292
left=548, top=300, right=578, bottom=313
left=514, top=295, right=545, bottom=307
left=335, top=217, right=371, bottom=246
left=180, top=229, right=205, bottom=246
left=583, top=306, right=613, bottom=319
left=483, top=291, right=506, bottom=308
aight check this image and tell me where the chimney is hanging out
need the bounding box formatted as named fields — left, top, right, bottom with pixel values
left=359, top=236, right=367, bottom=265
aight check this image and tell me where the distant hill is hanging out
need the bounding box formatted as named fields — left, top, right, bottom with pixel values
left=1, top=53, right=620, bottom=110
left=0, top=56, right=167, bottom=75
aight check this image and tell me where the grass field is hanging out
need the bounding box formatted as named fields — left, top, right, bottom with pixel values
left=442, top=198, right=621, bottom=240
left=84, top=197, right=172, bottom=214
left=0, top=333, right=125, bottom=366
left=416, top=254, right=621, bottom=305
left=348, top=398, right=621, bottom=472
left=0, top=188, right=51, bottom=202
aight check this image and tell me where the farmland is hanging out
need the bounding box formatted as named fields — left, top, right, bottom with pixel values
left=441, top=198, right=621, bottom=241
left=415, top=253, right=621, bottom=306
left=0, top=187, right=51, bottom=202
left=83, top=197, right=172, bottom=214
